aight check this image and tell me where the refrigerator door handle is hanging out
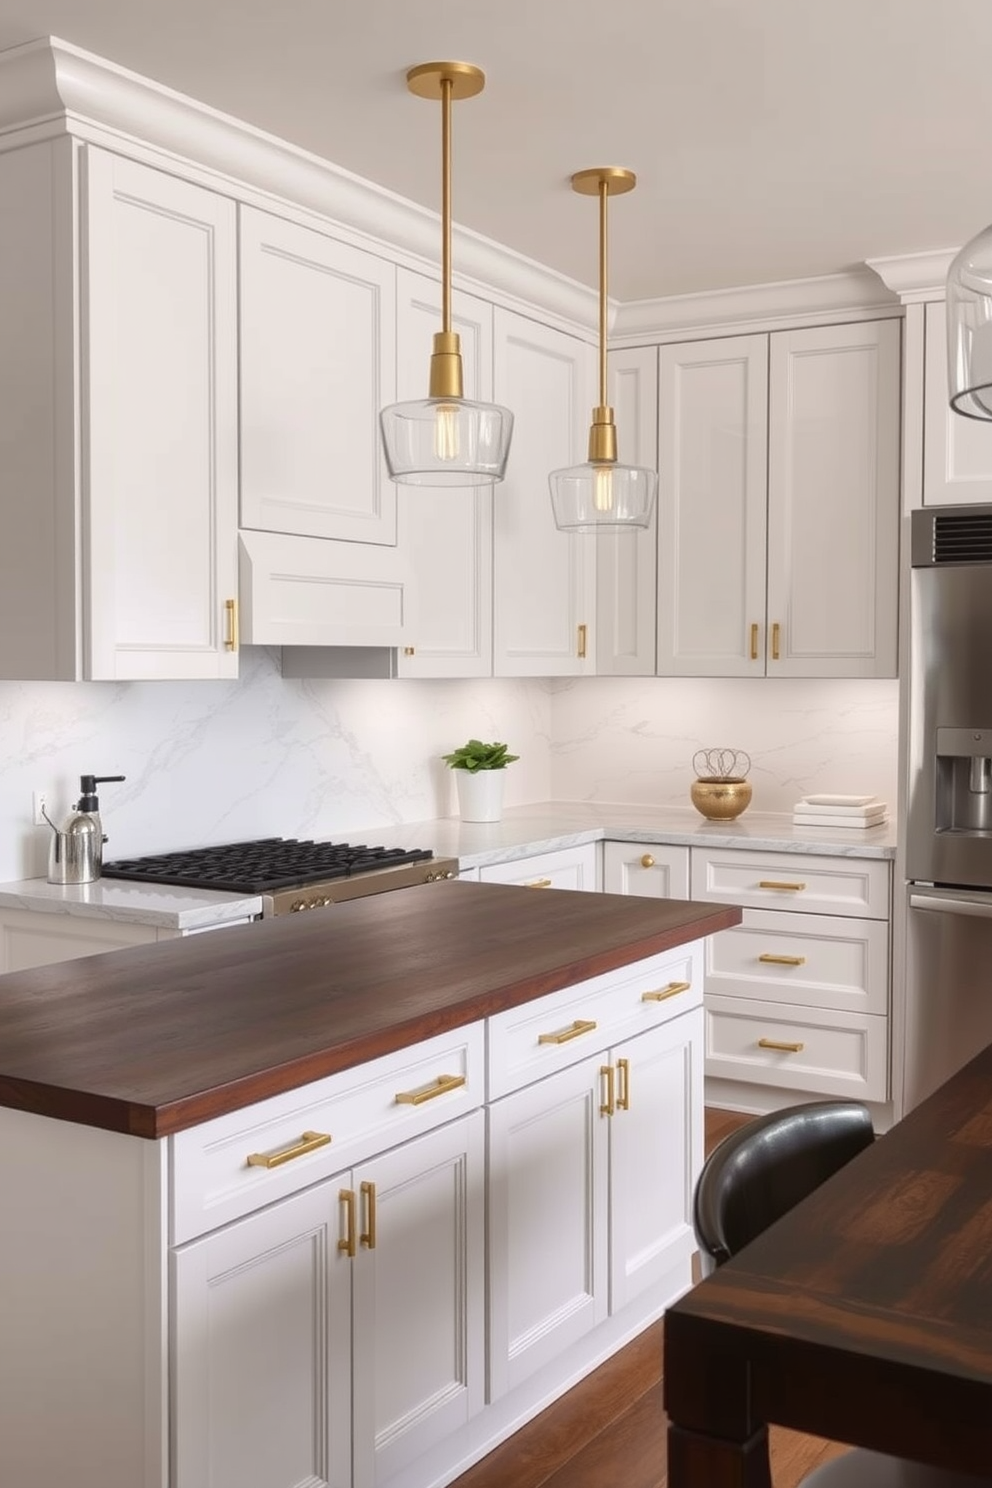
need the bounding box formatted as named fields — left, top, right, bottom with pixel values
left=910, top=888, right=992, bottom=918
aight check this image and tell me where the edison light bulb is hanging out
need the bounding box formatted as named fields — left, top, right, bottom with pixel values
left=434, top=403, right=460, bottom=461
left=593, top=464, right=614, bottom=514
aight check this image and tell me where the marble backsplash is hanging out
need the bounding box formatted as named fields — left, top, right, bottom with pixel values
left=0, top=649, right=898, bottom=883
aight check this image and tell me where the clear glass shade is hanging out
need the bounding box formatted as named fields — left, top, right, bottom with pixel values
left=549, top=461, right=658, bottom=532
left=379, top=396, right=514, bottom=486
left=947, top=225, right=992, bottom=419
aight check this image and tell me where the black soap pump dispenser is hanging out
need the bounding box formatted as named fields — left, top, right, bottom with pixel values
left=45, top=774, right=126, bottom=885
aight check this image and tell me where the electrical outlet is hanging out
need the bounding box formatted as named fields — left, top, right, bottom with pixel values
left=33, top=791, right=49, bottom=827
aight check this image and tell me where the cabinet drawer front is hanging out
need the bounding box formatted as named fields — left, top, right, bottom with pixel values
left=691, top=847, right=889, bottom=919
left=478, top=842, right=599, bottom=891
left=602, top=841, right=690, bottom=899
left=488, top=945, right=701, bottom=1099
left=705, top=996, right=888, bottom=1101
left=705, top=910, right=889, bottom=1015
left=171, top=1022, right=484, bottom=1243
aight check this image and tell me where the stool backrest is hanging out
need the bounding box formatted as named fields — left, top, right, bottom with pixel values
left=694, top=1100, right=875, bottom=1275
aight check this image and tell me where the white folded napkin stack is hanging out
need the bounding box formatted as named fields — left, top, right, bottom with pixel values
left=792, top=794, right=888, bottom=829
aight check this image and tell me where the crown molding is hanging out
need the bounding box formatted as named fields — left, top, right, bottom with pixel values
left=865, top=249, right=957, bottom=304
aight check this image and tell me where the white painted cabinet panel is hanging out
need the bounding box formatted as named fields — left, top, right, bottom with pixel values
left=0, top=910, right=166, bottom=973
left=478, top=842, right=600, bottom=891
left=602, top=840, right=690, bottom=899
left=395, top=270, right=494, bottom=678
left=239, top=207, right=397, bottom=546
left=923, top=299, right=992, bottom=505
left=493, top=311, right=597, bottom=676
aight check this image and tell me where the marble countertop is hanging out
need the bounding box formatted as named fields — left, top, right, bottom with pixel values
left=0, top=801, right=896, bottom=930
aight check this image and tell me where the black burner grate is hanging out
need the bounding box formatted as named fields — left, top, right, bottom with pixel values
left=101, top=837, right=435, bottom=894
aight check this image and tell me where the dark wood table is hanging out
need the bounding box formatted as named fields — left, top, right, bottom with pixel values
left=665, top=1045, right=992, bottom=1486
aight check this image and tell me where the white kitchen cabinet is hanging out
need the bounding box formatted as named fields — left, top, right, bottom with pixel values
left=923, top=298, right=992, bottom=505
left=478, top=842, right=600, bottom=891
left=239, top=206, right=397, bottom=547
left=602, top=840, right=690, bottom=899
left=492, top=310, right=598, bottom=676
left=0, top=910, right=171, bottom=973
left=596, top=347, right=659, bottom=676
left=0, top=140, right=240, bottom=681
left=657, top=321, right=900, bottom=678
left=394, top=270, right=494, bottom=678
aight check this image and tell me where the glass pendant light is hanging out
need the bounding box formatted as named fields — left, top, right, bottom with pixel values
left=380, top=61, right=513, bottom=484
left=947, top=226, right=992, bottom=419
left=550, top=168, right=657, bottom=530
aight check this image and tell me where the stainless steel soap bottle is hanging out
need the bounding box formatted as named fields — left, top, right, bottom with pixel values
left=45, top=774, right=126, bottom=885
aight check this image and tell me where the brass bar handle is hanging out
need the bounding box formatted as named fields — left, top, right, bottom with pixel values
left=640, top=854, right=655, bottom=869
left=526, top=878, right=553, bottom=889
left=642, top=981, right=691, bottom=1002
left=616, top=1057, right=630, bottom=1111
left=758, top=880, right=807, bottom=892
left=246, top=1129, right=331, bottom=1169
left=577, top=623, right=588, bottom=659
left=394, top=1073, right=466, bottom=1106
left=338, top=1189, right=357, bottom=1257
left=771, top=621, right=781, bottom=661
left=600, top=1063, right=615, bottom=1117
left=750, top=622, right=759, bottom=661
left=758, top=1038, right=805, bottom=1054
left=360, top=1180, right=377, bottom=1250
left=224, top=597, right=239, bottom=651
left=538, top=1018, right=598, bottom=1046
left=758, top=953, right=807, bottom=966
left=403, top=646, right=416, bottom=656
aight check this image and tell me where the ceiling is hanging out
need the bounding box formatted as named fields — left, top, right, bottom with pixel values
left=0, top=0, right=986, bottom=302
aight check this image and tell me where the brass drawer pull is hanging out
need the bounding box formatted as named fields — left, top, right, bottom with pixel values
left=600, top=1063, right=615, bottom=1116
left=224, top=597, right=239, bottom=651
left=246, top=1129, right=331, bottom=1169
left=758, top=1038, right=805, bottom=1054
left=758, top=953, right=807, bottom=967
left=526, top=877, right=553, bottom=888
left=616, top=1057, right=630, bottom=1111
left=758, top=880, right=807, bottom=892
left=578, top=622, right=588, bottom=659
left=394, top=1073, right=466, bottom=1106
left=642, top=981, right=691, bottom=1002
left=771, top=621, right=781, bottom=661
left=403, top=646, right=416, bottom=656
left=339, top=1189, right=356, bottom=1257
left=360, top=1180, right=377, bottom=1250
left=750, top=621, right=759, bottom=661
left=538, top=1018, right=598, bottom=1045
left=640, top=854, right=655, bottom=869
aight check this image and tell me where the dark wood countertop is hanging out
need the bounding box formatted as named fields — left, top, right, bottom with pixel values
left=0, top=881, right=739, bottom=1138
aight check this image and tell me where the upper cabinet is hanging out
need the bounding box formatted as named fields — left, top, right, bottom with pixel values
left=492, top=310, right=597, bottom=677
left=239, top=207, right=397, bottom=545
left=657, top=320, right=900, bottom=679
left=394, top=270, right=494, bottom=679
left=0, top=141, right=240, bottom=681
left=923, top=299, right=992, bottom=506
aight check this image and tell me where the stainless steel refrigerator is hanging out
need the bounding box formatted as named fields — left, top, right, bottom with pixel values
left=906, top=503, right=992, bottom=1106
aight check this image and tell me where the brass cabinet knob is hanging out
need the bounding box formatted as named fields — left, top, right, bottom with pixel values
left=640, top=853, right=655, bottom=869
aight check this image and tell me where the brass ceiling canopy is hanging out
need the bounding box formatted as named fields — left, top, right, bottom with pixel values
left=406, top=61, right=485, bottom=101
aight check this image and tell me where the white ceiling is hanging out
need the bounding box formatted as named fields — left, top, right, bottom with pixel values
left=0, top=0, right=986, bottom=301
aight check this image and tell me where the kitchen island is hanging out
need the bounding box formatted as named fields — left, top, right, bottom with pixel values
left=0, top=880, right=738, bottom=1488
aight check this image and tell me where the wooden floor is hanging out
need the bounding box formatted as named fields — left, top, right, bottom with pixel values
left=451, top=1108, right=848, bottom=1488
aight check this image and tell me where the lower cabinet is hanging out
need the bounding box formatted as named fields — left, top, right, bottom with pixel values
left=0, top=907, right=254, bottom=973
left=478, top=841, right=600, bottom=891
left=602, top=840, right=689, bottom=898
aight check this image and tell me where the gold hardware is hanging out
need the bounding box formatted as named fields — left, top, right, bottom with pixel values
left=403, top=646, right=416, bottom=656
left=640, top=853, right=655, bottom=869
left=526, top=877, right=553, bottom=888
left=642, top=980, right=691, bottom=1002
left=759, top=880, right=807, bottom=892
left=750, top=622, right=759, bottom=661
left=616, top=1057, right=630, bottom=1111
left=578, top=623, right=588, bottom=659
left=360, top=1180, right=377, bottom=1250
left=758, top=953, right=807, bottom=966
left=758, top=1038, right=805, bottom=1053
left=572, top=168, right=637, bottom=476
left=339, top=1189, right=357, bottom=1257
left=224, top=598, right=238, bottom=651
left=246, top=1130, right=331, bottom=1169
left=538, top=1018, right=598, bottom=1046
left=771, top=621, right=781, bottom=661
left=600, top=1063, right=615, bottom=1117
left=394, top=1073, right=466, bottom=1106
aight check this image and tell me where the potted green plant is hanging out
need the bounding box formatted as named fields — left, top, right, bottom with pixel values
left=442, top=739, right=519, bottom=822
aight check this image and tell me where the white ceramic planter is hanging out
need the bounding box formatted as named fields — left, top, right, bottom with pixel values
left=454, top=769, right=505, bottom=823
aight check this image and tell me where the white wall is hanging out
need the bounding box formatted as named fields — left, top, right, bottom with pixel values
left=0, top=654, right=899, bottom=883
left=550, top=676, right=899, bottom=812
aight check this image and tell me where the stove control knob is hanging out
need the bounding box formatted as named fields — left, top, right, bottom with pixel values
left=444, top=871, right=456, bottom=879
left=291, top=900, right=306, bottom=912
left=425, top=871, right=436, bottom=882
left=318, top=897, right=332, bottom=907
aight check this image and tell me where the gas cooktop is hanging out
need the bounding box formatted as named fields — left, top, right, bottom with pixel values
left=101, top=837, right=437, bottom=895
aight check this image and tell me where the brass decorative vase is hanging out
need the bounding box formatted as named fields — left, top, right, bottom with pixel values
left=690, top=778, right=753, bottom=821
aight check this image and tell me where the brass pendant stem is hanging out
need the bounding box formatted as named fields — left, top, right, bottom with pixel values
left=441, top=75, right=452, bottom=335
left=598, top=178, right=609, bottom=409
